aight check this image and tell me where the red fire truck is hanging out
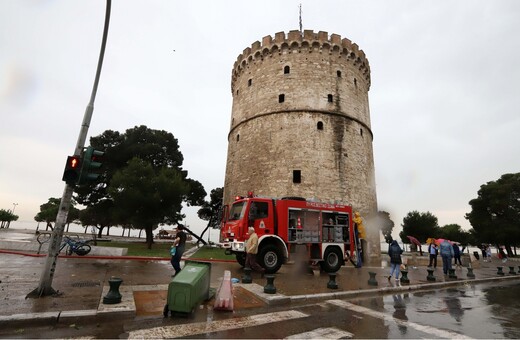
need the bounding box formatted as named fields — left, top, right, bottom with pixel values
left=219, top=192, right=356, bottom=273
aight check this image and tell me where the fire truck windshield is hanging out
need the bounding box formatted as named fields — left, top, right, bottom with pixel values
left=228, top=201, right=246, bottom=221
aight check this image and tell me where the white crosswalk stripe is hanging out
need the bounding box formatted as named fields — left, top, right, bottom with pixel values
left=284, top=327, right=353, bottom=339
left=127, top=310, right=309, bottom=339
left=327, top=300, right=472, bottom=339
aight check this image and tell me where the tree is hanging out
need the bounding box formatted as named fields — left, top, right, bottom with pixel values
left=197, top=187, right=224, bottom=228
left=465, top=173, right=520, bottom=256
left=79, top=199, right=114, bottom=238
left=399, top=210, right=440, bottom=244
left=196, top=187, right=224, bottom=244
left=0, top=209, right=18, bottom=228
left=75, top=125, right=206, bottom=245
left=34, top=198, right=80, bottom=231
left=437, top=224, right=472, bottom=246
left=108, top=157, right=190, bottom=248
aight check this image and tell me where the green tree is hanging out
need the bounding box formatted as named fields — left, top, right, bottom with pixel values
left=79, top=199, right=114, bottom=238
left=34, top=198, right=80, bottom=231
left=197, top=187, right=224, bottom=228
left=437, top=224, right=472, bottom=245
left=196, top=187, right=224, bottom=244
left=108, top=157, right=191, bottom=248
left=75, top=125, right=206, bottom=242
left=465, top=173, right=520, bottom=256
left=399, top=210, right=439, bottom=244
left=0, top=209, right=18, bottom=228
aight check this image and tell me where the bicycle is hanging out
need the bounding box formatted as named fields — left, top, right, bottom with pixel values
left=59, top=236, right=92, bottom=256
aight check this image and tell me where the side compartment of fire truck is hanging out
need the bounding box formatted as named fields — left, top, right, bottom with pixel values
left=287, top=208, right=351, bottom=272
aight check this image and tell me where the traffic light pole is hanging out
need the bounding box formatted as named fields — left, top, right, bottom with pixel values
left=28, top=0, right=111, bottom=298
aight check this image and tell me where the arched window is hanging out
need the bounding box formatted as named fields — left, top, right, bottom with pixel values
left=284, top=65, right=290, bottom=74
left=337, top=70, right=341, bottom=77
left=317, top=121, right=324, bottom=130
left=328, top=94, right=333, bottom=103
left=279, top=94, right=285, bottom=103
left=248, top=79, right=252, bottom=86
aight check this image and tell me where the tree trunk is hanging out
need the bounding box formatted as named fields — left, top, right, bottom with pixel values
left=145, top=226, right=153, bottom=249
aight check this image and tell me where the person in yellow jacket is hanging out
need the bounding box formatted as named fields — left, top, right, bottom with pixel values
left=353, top=212, right=366, bottom=239
left=245, top=226, right=265, bottom=276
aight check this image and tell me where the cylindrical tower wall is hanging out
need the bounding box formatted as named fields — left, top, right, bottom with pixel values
left=224, top=30, right=379, bottom=263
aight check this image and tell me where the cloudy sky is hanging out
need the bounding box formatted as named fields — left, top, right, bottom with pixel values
left=1, top=0, right=519, bottom=238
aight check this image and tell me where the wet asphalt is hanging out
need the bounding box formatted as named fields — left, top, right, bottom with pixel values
left=1, top=228, right=520, bottom=338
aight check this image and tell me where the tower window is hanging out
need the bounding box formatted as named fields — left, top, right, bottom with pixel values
left=360, top=128, right=363, bottom=136
left=237, top=134, right=240, bottom=142
left=327, top=94, right=333, bottom=103
left=284, top=65, right=290, bottom=74
left=337, top=70, right=341, bottom=77
left=293, top=170, right=301, bottom=184
left=236, top=89, right=239, bottom=95
left=279, top=94, right=285, bottom=103
left=317, top=121, right=324, bottom=130
left=354, top=78, right=357, bottom=87
left=248, top=79, right=252, bottom=86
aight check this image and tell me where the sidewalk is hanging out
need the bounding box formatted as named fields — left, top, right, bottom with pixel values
left=1, top=227, right=520, bottom=329
left=1, top=246, right=520, bottom=329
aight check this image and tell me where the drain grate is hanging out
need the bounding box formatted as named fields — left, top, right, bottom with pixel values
left=71, top=281, right=100, bottom=288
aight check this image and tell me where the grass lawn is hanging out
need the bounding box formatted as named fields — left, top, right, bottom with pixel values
left=97, top=241, right=235, bottom=260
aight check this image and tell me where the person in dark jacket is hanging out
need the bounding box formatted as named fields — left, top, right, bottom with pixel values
left=452, top=243, right=462, bottom=267
left=170, top=224, right=187, bottom=276
left=439, top=240, right=454, bottom=275
left=388, top=240, right=403, bottom=281
left=428, top=242, right=438, bottom=268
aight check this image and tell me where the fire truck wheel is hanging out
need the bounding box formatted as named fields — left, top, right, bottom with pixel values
left=258, top=244, right=283, bottom=273
left=321, top=247, right=343, bottom=273
left=235, top=253, right=246, bottom=267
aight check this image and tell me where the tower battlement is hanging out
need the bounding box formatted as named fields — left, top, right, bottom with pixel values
left=231, top=30, right=371, bottom=91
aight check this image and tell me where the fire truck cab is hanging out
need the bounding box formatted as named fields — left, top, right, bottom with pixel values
left=220, top=193, right=355, bottom=274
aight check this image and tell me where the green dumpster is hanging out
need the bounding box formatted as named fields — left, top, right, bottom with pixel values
left=164, top=260, right=212, bottom=316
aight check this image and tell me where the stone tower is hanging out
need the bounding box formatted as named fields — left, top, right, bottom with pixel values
left=223, top=30, right=380, bottom=264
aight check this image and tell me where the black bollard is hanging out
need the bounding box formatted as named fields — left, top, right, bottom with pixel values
left=400, top=270, right=410, bottom=284
left=327, top=273, right=338, bottom=289
left=508, top=267, right=517, bottom=275
left=242, top=267, right=252, bottom=283
left=466, top=267, right=475, bottom=278
left=264, top=274, right=276, bottom=294
left=368, top=272, right=378, bottom=286
left=103, top=277, right=123, bottom=304
left=426, top=268, right=436, bottom=281
left=448, top=268, right=457, bottom=279
left=497, top=267, right=505, bottom=276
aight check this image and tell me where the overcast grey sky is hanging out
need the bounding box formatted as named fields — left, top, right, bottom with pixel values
left=1, top=0, right=519, bottom=238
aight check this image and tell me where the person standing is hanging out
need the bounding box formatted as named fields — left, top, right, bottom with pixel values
left=428, top=242, right=438, bottom=268
left=499, top=246, right=508, bottom=263
left=388, top=240, right=403, bottom=282
left=170, top=224, right=187, bottom=276
left=245, top=226, right=265, bottom=276
left=486, top=245, right=492, bottom=262
left=453, top=243, right=462, bottom=267
left=439, top=240, right=454, bottom=276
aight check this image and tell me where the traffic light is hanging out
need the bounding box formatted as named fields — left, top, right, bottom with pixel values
left=78, top=146, right=104, bottom=184
left=62, top=156, right=81, bottom=185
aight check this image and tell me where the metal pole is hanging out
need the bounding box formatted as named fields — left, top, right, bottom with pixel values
left=28, top=0, right=111, bottom=298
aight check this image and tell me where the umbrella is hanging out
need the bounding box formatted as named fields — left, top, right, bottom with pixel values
left=407, top=235, right=424, bottom=256
left=406, top=235, right=421, bottom=246
left=434, top=238, right=454, bottom=245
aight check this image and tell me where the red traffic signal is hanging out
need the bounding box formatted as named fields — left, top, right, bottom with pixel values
left=62, top=156, right=81, bottom=185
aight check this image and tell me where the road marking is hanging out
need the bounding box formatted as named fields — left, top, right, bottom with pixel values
left=127, top=310, right=309, bottom=339
left=327, top=300, right=471, bottom=339
left=284, top=327, right=353, bottom=339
